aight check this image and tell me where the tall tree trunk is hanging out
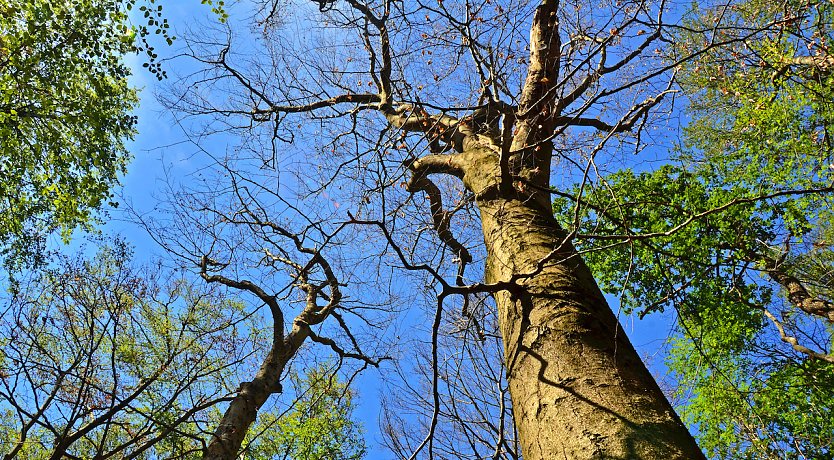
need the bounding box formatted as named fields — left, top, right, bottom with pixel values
left=408, top=133, right=705, bottom=457
left=477, top=196, right=705, bottom=459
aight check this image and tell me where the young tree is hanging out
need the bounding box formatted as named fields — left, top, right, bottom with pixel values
left=153, top=0, right=746, bottom=457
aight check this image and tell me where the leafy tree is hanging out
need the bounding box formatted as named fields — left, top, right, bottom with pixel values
left=0, top=0, right=138, bottom=267
left=0, top=241, right=367, bottom=460
left=670, top=0, right=834, bottom=456
left=0, top=240, right=258, bottom=459
left=552, top=0, right=834, bottom=457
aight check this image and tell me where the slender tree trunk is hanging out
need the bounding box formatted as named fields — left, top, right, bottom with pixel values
left=202, top=348, right=287, bottom=460
left=477, top=196, right=705, bottom=459
left=203, top=326, right=307, bottom=460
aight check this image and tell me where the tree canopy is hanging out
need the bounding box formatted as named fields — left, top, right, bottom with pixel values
left=0, top=241, right=366, bottom=459
left=0, top=0, right=139, bottom=267
left=553, top=0, right=834, bottom=456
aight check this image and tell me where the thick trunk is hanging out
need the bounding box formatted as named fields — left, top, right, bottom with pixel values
left=477, top=197, right=705, bottom=459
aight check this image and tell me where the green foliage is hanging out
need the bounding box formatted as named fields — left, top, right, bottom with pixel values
left=553, top=0, right=834, bottom=456
left=0, top=0, right=137, bottom=268
left=0, top=241, right=367, bottom=459
left=676, top=0, right=834, bottom=196
left=668, top=2, right=834, bottom=455
left=555, top=165, right=834, bottom=458
left=200, top=0, right=229, bottom=23
left=554, top=164, right=806, bottom=319
left=555, top=169, right=834, bottom=459
left=241, top=364, right=366, bottom=460
left=126, top=0, right=176, bottom=78
left=0, top=240, right=256, bottom=458
left=668, top=335, right=834, bottom=459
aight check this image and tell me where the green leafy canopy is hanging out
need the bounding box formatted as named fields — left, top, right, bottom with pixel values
left=554, top=0, right=834, bottom=456
left=0, top=0, right=138, bottom=268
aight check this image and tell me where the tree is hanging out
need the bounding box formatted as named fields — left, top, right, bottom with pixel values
left=0, top=240, right=254, bottom=459
left=0, top=1, right=376, bottom=459
left=146, top=0, right=775, bottom=457
left=140, top=168, right=387, bottom=459
left=0, top=241, right=367, bottom=460
left=665, top=0, right=833, bottom=456
left=0, top=0, right=137, bottom=267
left=552, top=0, right=834, bottom=457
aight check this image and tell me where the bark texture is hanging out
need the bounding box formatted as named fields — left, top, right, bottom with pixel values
left=481, top=200, right=704, bottom=459
left=202, top=326, right=307, bottom=460
left=449, top=139, right=706, bottom=459
left=460, top=2, right=705, bottom=455
left=202, top=350, right=286, bottom=460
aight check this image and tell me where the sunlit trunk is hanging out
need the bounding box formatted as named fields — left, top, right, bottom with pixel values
left=202, top=334, right=304, bottom=460
left=476, top=196, right=705, bottom=459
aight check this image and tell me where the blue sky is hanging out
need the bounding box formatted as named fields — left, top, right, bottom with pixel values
left=117, top=5, right=401, bottom=454
left=113, top=2, right=686, bottom=456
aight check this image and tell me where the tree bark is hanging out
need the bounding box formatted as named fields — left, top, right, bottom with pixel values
left=477, top=199, right=704, bottom=459
left=202, top=326, right=307, bottom=460
left=202, top=349, right=286, bottom=460
left=454, top=2, right=706, bottom=456
left=765, top=263, right=834, bottom=322
left=448, top=139, right=705, bottom=459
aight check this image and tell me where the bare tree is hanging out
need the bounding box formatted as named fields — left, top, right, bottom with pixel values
left=140, top=163, right=390, bottom=459
left=145, top=0, right=786, bottom=457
